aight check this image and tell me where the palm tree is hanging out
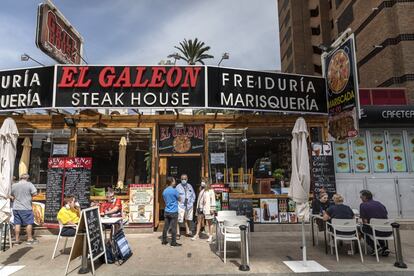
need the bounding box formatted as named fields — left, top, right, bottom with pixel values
left=174, top=38, right=214, bottom=65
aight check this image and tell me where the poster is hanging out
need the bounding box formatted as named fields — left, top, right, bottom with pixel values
left=129, top=184, right=154, bottom=224
left=210, top=153, right=226, bottom=164
left=323, top=34, right=360, bottom=140
left=252, top=199, right=261, bottom=223
left=260, top=198, right=278, bottom=223
left=52, top=144, right=68, bottom=155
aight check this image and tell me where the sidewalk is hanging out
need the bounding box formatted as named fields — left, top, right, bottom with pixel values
left=0, top=228, right=412, bottom=275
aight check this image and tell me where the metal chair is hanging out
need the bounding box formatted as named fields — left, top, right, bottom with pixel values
left=326, top=218, right=364, bottom=263
left=52, top=221, right=77, bottom=259
left=0, top=222, right=13, bottom=250
left=363, top=218, right=394, bottom=262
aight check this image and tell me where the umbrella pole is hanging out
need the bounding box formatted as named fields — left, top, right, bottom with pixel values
left=301, top=220, right=307, bottom=264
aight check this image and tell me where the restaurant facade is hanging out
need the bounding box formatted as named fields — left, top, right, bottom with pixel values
left=1, top=64, right=331, bottom=230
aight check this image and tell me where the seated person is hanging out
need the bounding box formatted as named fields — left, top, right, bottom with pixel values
left=57, top=196, right=80, bottom=237
left=359, top=189, right=391, bottom=256
left=100, top=190, right=122, bottom=217
left=323, top=193, right=354, bottom=235
left=312, top=190, right=331, bottom=231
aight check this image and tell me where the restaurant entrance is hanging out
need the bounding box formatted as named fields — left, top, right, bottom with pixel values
left=158, top=155, right=202, bottom=220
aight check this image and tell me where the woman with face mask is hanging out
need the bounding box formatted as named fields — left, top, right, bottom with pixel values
left=192, top=178, right=216, bottom=242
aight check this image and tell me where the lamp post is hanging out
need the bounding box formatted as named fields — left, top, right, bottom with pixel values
left=20, top=53, right=45, bottom=66
left=167, top=53, right=181, bottom=65
left=218, top=52, right=229, bottom=66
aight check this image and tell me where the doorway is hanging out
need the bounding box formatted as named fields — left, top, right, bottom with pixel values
left=158, top=155, right=202, bottom=220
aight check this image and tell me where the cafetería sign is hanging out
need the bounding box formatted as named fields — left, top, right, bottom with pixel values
left=0, top=65, right=328, bottom=114
left=36, top=1, right=83, bottom=64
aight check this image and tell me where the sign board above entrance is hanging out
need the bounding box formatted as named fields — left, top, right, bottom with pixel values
left=36, top=2, right=83, bottom=64
left=0, top=65, right=328, bottom=115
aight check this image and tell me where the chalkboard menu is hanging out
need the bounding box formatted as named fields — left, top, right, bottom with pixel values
left=64, top=158, right=92, bottom=209
left=229, top=198, right=253, bottom=219
left=84, top=207, right=105, bottom=259
left=45, top=157, right=92, bottom=223
left=310, top=142, right=336, bottom=198
left=45, top=158, right=65, bottom=223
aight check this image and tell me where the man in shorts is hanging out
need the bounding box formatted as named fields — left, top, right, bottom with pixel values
left=11, top=174, right=38, bottom=245
left=175, top=174, right=195, bottom=237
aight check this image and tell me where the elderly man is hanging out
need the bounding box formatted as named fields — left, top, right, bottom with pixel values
left=175, top=174, right=195, bottom=237
left=10, top=174, right=38, bottom=245
left=99, top=189, right=122, bottom=217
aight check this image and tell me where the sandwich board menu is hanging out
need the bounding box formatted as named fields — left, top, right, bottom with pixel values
left=310, top=142, right=336, bottom=198
left=65, top=207, right=106, bottom=275
left=45, top=157, right=92, bottom=223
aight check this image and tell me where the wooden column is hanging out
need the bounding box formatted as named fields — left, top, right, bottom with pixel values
left=68, top=127, right=78, bottom=157
left=204, top=123, right=213, bottom=178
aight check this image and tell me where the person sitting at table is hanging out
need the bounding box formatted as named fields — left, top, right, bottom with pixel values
left=323, top=194, right=354, bottom=235
left=312, top=190, right=331, bottom=231
left=99, top=189, right=122, bottom=217
left=359, top=189, right=391, bottom=257
left=57, top=195, right=80, bottom=237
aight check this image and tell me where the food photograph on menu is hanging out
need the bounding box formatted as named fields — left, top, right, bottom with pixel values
left=389, top=133, right=407, bottom=172
left=371, top=132, right=388, bottom=173
left=334, top=140, right=350, bottom=173
left=352, top=135, right=369, bottom=173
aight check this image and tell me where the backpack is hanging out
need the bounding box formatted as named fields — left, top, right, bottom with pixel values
left=112, top=229, right=132, bottom=264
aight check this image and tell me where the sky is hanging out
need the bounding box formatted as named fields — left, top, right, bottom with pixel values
left=0, top=0, right=280, bottom=70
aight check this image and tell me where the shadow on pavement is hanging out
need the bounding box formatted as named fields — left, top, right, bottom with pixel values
left=1, top=246, right=33, bottom=266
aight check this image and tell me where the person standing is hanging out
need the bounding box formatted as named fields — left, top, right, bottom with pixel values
left=162, top=176, right=181, bottom=247
left=192, top=178, right=216, bottom=242
left=176, top=174, right=196, bottom=237
left=359, top=190, right=391, bottom=256
left=10, top=174, right=38, bottom=245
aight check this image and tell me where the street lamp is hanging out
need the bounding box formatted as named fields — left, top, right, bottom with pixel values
left=218, top=52, right=229, bottom=66
left=20, top=53, right=45, bottom=66
left=167, top=53, right=181, bottom=65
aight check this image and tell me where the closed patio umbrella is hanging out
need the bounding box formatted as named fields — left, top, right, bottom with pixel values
left=284, top=117, right=327, bottom=272
left=117, top=137, right=127, bottom=190
left=0, top=118, right=19, bottom=223
left=18, top=137, right=32, bottom=176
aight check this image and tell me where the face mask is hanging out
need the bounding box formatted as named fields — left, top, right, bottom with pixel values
left=181, top=180, right=187, bottom=185
left=65, top=204, right=70, bottom=209
left=201, top=182, right=206, bottom=188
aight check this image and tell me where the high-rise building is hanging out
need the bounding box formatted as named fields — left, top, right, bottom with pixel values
left=278, top=0, right=414, bottom=103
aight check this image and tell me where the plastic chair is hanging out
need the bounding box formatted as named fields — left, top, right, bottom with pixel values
left=363, top=218, right=394, bottom=262
left=216, top=211, right=238, bottom=252
left=52, top=221, right=77, bottom=259
left=326, top=218, right=364, bottom=263
left=221, top=219, right=249, bottom=264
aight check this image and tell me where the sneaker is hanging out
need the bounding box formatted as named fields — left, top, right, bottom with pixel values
left=176, top=234, right=181, bottom=240
left=191, top=236, right=199, bottom=241
left=26, top=239, right=39, bottom=245
left=382, top=248, right=390, bottom=257
left=161, top=240, right=168, bottom=245
left=207, top=236, right=213, bottom=243
left=170, top=242, right=182, bottom=247
left=13, top=240, right=22, bottom=245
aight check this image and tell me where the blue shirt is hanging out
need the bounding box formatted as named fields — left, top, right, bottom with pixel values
left=326, top=204, right=354, bottom=219
left=163, top=186, right=179, bottom=213
left=360, top=200, right=388, bottom=222
left=176, top=183, right=196, bottom=210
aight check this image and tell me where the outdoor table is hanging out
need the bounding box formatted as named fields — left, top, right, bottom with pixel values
left=101, top=217, right=122, bottom=241
left=310, top=214, right=328, bottom=254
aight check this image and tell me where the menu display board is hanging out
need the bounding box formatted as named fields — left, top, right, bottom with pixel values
left=352, top=135, right=369, bottom=173
left=389, top=132, right=407, bottom=172
left=408, top=132, right=414, bottom=172
left=129, top=184, right=154, bottom=224
left=45, top=158, right=65, bottom=223
left=84, top=207, right=105, bottom=259
left=311, top=142, right=337, bottom=198
left=333, top=140, right=351, bottom=173
left=45, top=157, right=92, bottom=223
left=370, top=132, right=388, bottom=173
left=229, top=198, right=253, bottom=219
left=260, top=198, right=278, bottom=223
left=64, top=158, right=92, bottom=209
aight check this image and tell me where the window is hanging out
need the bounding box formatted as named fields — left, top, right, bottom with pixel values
left=311, top=25, right=321, bottom=36
left=359, top=88, right=407, bottom=106
left=310, top=6, right=319, bottom=17
left=313, top=64, right=322, bottom=74
left=312, top=46, right=322, bottom=55
left=337, top=3, right=354, bottom=33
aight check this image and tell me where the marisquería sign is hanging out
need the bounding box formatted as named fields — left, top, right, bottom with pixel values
left=207, top=66, right=327, bottom=114
left=0, top=67, right=54, bottom=111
